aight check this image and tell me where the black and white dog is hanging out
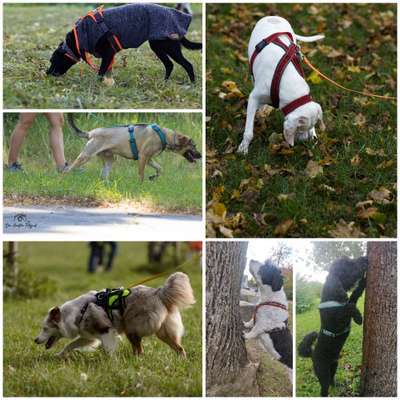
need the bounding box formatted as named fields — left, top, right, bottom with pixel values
left=243, top=260, right=292, bottom=372
left=298, top=256, right=368, bottom=396
left=47, top=3, right=201, bottom=84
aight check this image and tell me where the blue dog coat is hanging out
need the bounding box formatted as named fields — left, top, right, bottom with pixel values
left=74, top=3, right=192, bottom=58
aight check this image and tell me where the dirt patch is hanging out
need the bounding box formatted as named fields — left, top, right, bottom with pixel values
left=4, top=194, right=200, bottom=215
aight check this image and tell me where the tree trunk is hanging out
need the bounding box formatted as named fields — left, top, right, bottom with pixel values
left=207, top=241, right=256, bottom=395
left=361, top=242, right=397, bottom=396
left=5, top=242, right=19, bottom=292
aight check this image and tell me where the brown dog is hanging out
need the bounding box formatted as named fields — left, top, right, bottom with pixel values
left=66, top=114, right=201, bottom=181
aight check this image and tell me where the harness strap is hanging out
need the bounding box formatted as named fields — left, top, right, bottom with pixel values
left=281, top=94, right=313, bottom=116
left=253, top=301, right=288, bottom=323
left=128, top=125, right=139, bottom=160
left=320, top=327, right=350, bottom=338
left=149, top=124, right=168, bottom=151
left=72, top=6, right=123, bottom=71
left=95, top=287, right=131, bottom=321
left=319, top=301, right=347, bottom=309
left=249, top=31, right=313, bottom=115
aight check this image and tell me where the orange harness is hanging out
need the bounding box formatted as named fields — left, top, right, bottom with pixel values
left=69, top=6, right=123, bottom=72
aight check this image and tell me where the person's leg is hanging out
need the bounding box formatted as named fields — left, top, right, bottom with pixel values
left=45, top=113, right=66, bottom=170
left=8, top=113, right=36, bottom=168
left=105, top=242, right=117, bottom=271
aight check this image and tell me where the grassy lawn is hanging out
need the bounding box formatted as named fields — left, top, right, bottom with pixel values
left=3, top=112, right=202, bottom=214
left=206, top=4, right=396, bottom=238
left=296, top=296, right=364, bottom=397
left=4, top=242, right=202, bottom=397
left=3, top=3, right=202, bottom=109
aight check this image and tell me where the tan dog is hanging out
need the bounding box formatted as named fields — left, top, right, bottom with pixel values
left=34, top=272, right=195, bottom=358
left=66, top=114, right=201, bottom=182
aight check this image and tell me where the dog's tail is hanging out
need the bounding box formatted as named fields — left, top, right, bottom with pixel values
left=159, top=272, right=195, bottom=310
left=181, top=37, right=202, bottom=50
left=298, top=331, right=318, bottom=358
left=295, top=33, right=325, bottom=42
left=67, top=113, right=89, bottom=139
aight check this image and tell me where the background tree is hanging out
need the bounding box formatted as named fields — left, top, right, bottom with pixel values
left=207, top=241, right=258, bottom=396
left=361, top=242, right=397, bottom=396
left=4, top=242, right=18, bottom=295
left=312, top=241, right=366, bottom=270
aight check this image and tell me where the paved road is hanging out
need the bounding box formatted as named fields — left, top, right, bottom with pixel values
left=3, top=205, right=203, bottom=240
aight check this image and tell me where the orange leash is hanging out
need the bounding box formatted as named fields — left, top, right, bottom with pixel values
left=303, top=55, right=396, bottom=101
left=126, top=253, right=201, bottom=289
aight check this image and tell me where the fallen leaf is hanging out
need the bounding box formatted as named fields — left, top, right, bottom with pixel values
left=351, top=154, right=361, bottom=166
left=356, top=200, right=374, bottom=208
left=274, top=219, right=294, bottom=236
left=365, top=147, right=386, bottom=157
left=305, top=160, right=323, bottom=178
left=307, top=70, right=322, bottom=84
left=319, top=184, right=336, bottom=193
left=357, top=207, right=386, bottom=223
left=219, top=226, right=234, bottom=238
left=277, top=193, right=295, bottom=202
left=353, top=113, right=366, bottom=127
left=348, top=65, right=362, bottom=73
left=329, top=219, right=366, bottom=238
left=212, top=202, right=227, bottom=217
left=368, top=187, right=393, bottom=205
left=376, top=160, right=394, bottom=169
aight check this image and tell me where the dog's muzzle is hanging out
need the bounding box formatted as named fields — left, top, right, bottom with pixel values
left=183, top=149, right=201, bottom=163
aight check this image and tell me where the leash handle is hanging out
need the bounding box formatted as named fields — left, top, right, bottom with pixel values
left=303, top=56, right=396, bottom=101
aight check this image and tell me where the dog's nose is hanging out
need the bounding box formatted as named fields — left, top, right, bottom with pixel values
left=34, top=337, right=40, bottom=344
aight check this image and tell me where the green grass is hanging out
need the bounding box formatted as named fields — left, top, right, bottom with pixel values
left=4, top=242, right=202, bottom=397
left=296, top=296, right=364, bottom=397
left=3, top=112, right=202, bottom=214
left=206, top=4, right=396, bottom=238
left=3, top=4, right=202, bottom=108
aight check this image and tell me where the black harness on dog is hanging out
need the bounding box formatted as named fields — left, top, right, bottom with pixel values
left=318, top=301, right=351, bottom=338
left=78, top=287, right=130, bottom=325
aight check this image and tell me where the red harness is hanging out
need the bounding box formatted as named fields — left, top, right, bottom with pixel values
left=252, top=301, right=288, bottom=323
left=249, top=32, right=313, bottom=116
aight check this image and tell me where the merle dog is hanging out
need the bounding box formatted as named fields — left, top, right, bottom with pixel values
left=46, top=4, right=202, bottom=83
left=298, top=256, right=368, bottom=396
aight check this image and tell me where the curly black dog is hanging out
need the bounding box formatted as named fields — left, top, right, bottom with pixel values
left=298, top=256, right=368, bottom=396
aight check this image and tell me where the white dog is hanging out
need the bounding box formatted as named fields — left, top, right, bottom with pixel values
left=243, top=260, right=292, bottom=371
left=238, top=16, right=325, bottom=153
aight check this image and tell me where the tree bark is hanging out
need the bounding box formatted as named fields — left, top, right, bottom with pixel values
left=5, top=242, right=19, bottom=291
left=361, top=242, right=397, bottom=397
left=206, top=241, right=250, bottom=393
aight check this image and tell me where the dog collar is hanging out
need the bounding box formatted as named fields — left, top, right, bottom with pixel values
left=249, top=32, right=313, bottom=116
left=61, top=41, right=80, bottom=63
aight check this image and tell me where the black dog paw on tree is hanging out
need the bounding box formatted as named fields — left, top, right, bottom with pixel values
left=360, top=242, right=397, bottom=397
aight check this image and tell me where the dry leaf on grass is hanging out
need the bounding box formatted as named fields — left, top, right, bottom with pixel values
left=329, top=219, right=366, bottom=238
left=274, top=219, right=294, bottom=236
left=305, top=160, right=323, bottom=178
left=368, top=187, right=393, bottom=205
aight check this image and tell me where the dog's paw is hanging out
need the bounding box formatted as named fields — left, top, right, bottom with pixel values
left=237, top=140, right=249, bottom=154
left=148, top=175, right=157, bottom=181
left=103, top=76, right=115, bottom=87
left=353, top=312, right=363, bottom=325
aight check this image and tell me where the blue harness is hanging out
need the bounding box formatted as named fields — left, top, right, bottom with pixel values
left=128, top=124, right=168, bottom=160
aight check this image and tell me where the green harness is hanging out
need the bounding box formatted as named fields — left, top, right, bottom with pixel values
left=95, top=287, right=131, bottom=321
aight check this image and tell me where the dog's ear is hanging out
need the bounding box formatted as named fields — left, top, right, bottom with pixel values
left=271, top=270, right=284, bottom=292
left=283, top=116, right=310, bottom=146
left=49, top=306, right=61, bottom=323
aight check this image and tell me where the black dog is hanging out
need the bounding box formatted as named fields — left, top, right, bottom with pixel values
left=298, top=256, right=368, bottom=396
left=47, top=3, right=201, bottom=82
